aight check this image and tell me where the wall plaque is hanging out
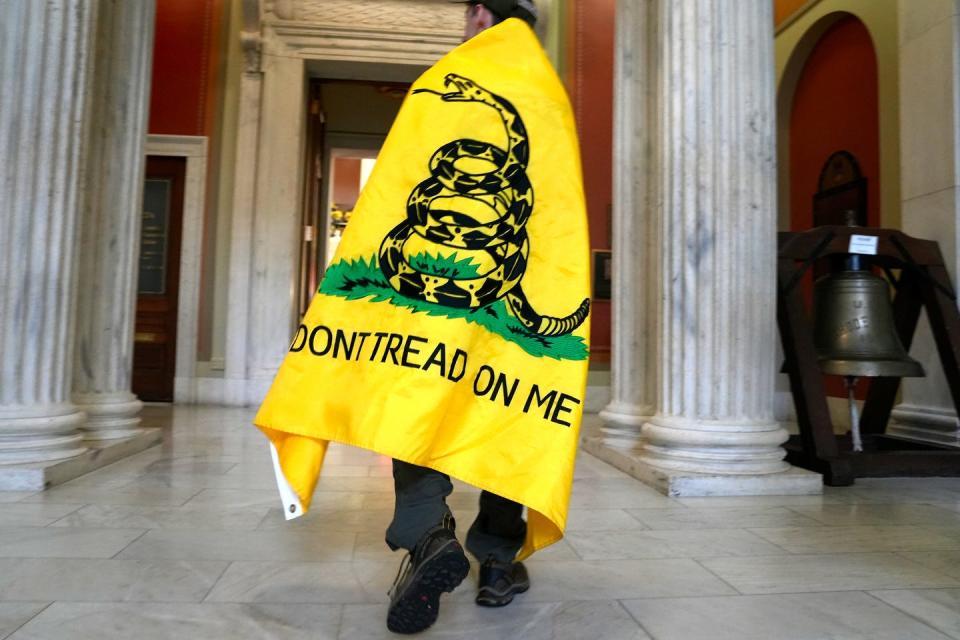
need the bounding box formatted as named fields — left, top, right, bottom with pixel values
left=139, top=179, right=172, bottom=295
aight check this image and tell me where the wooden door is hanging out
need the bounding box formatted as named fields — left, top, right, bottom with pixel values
left=298, top=82, right=326, bottom=317
left=133, top=156, right=186, bottom=402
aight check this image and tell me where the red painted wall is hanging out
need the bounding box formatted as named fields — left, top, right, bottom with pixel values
left=148, top=0, right=226, bottom=361
left=567, top=0, right=615, bottom=363
left=789, top=16, right=880, bottom=231
left=149, top=0, right=222, bottom=136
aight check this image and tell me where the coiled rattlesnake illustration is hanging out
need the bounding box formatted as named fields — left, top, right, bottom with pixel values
left=377, top=74, right=590, bottom=337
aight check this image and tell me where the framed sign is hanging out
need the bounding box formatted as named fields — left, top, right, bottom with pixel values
left=592, top=249, right=612, bottom=300
left=139, top=179, right=172, bottom=295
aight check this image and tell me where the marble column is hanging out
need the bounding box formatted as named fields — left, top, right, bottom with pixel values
left=244, top=52, right=307, bottom=404
left=72, top=0, right=156, bottom=441
left=0, top=1, right=96, bottom=463
left=638, top=0, right=790, bottom=476
left=224, top=27, right=265, bottom=407
left=889, top=1, right=960, bottom=447
left=598, top=0, right=657, bottom=451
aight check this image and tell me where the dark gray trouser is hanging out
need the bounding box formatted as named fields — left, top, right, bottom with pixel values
left=385, top=459, right=526, bottom=564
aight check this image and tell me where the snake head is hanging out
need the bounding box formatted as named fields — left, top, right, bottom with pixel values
left=439, top=74, right=487, bottom=102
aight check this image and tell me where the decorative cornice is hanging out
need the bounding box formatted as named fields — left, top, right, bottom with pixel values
left=240, top=30, right=263, bottom=73
left=145, top=135, right=209, bottom=158
left=266, top=20, right=461, bottom=63
left=267, top=0, right=297, bottom=20
left=242, top=0, right=262, bottom=32
left=266, top=0, right=461, bottom=34
left=240, top=0, right=263, bottom=72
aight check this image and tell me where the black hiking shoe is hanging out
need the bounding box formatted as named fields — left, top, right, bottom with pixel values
left=475, top=558, right=530, bottom=607
left=387, top=518, right=470, bottom=634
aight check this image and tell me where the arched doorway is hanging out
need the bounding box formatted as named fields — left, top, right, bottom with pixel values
left=780, top=13, right=880, bottom=232
left=776, top=13, right=881, bottom=406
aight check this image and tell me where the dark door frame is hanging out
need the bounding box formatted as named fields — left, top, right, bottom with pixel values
left=133, top=155, right=186, bottom=402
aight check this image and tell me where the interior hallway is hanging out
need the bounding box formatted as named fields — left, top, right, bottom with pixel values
left=0, top=406, right=959, bottom=639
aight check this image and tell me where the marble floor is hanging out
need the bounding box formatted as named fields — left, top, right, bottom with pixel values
left=1, top=406, right=960, bottom=639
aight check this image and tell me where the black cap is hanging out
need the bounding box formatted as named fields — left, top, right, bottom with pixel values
left=451, top=0, right=538, bottom=26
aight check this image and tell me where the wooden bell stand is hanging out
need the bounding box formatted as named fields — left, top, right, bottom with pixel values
left=778, top=225, right=960, bottom=485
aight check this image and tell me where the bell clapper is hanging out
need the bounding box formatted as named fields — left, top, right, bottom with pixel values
left=845, top=375, right=863, bottom=452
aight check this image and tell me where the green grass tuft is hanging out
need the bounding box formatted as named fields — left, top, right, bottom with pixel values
left=319, top=255, right=588, bottom=361
left=409, top=251, right=483, bottom=278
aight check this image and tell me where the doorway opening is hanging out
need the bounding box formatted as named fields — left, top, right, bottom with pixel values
left=326, top=150, right=379, bottom=266
left=297, top=79, right=409, bottom=316
left=133, top=155, right=186, bottom=402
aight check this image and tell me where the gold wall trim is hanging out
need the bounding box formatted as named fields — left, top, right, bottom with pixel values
left=776, top=0, right=824, bottom=36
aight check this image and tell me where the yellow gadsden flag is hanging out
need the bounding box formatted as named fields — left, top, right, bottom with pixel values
left=255, top=18, right=590, bottom=559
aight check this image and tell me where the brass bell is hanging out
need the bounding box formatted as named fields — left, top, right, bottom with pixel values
left=812, top=270, right=925, bottom=378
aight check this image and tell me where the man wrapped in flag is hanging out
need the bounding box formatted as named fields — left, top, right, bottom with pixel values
left=255, top=0, right=590, bottom=633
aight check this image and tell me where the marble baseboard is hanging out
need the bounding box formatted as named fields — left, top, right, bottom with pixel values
left=175, top=376, right=243, bottom=407
left=0, top=429, right=162, bottom=491
left=889, top=404, right=960, bottom=448
left=584, top=386, right=611, bottom=414
left=582, top=436, right=822, bottom=497
left=174, top=376, right=272, bottom=408
left=886, top=424, right=960, bottom=449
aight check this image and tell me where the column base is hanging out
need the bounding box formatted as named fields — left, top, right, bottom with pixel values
left=640, top=415, right=792, bottom=475
left=73, top=392, right=144, bottom=441
left=0, top=404, right=88, bottom=464
left=0, top=428, right=162, bottom=491
left=889, top=405, right=960, bottom=449
left=582, top=435, right=823, bottom=497
left=597, top=401, right=651, bottom=453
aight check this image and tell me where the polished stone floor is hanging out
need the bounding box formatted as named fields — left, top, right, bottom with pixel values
left=1, top=406, right=960, bottom=639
